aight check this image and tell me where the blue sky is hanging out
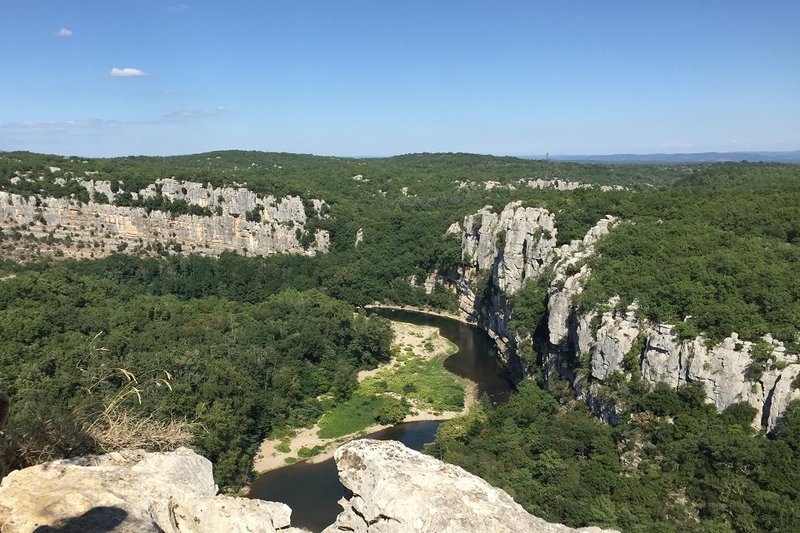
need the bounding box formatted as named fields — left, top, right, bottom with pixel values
left=1, top=1, right=798, bottom=157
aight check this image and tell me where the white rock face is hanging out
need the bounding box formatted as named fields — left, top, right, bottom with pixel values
left=456, top=203, right=561, bottom=376
left=589, top=300, right=641, bottom=381
left=324, top=439, right=617, bottom=533
left=640, top=324, right=686, bottom=387
left=455, top=178, right=626, bottom=193
left=0, top=448, right=303, bottom=533
left=0, top=178, right=329, bottom=260
left=455, top=202, right=800, bottom=430
left=457, top=204, right=617, bottom=380
left=545, top=265, right=799, bottom=429
left=544, top=216, right=617, bottom=347
left=461, top=203, right=557, bottom=295
left=553, top=297, right=800, bottom=429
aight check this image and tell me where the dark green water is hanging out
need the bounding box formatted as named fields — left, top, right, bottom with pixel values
left=248, top=308, right=513, bottom=532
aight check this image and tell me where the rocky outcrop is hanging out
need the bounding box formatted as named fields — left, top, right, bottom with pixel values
left=455, top=202, right=616, bottom=381
left=455, top=179, right=625, bottom=193
left=546, top=291, right=800, bottom=429
left=461, top=202, right=557, bottom=295
left=0, top=447, right=304, bottom=533
left=454, top=202, right=800, bottom=430
left=455, top=203, right=559, bottom=377
left=0, top=178, right=329, bottom=261
left=324, top=439, right=616, bottom=533
left=0, top=442, right=617, bottom=533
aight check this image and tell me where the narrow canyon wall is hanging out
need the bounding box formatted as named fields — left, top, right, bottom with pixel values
left=453, top=202, right=800, bottom=430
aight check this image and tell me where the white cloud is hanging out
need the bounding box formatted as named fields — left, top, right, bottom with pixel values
left=109, top=67, right=149, bottom=78
left=56, top=28, right=73, bottom=38
left=168, top=3, right=191, bottom=11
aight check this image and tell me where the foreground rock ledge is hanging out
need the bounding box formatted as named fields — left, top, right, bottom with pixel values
left=0, top=447, right=304, bottom=533
left=324, top=439, right=617, bottom=533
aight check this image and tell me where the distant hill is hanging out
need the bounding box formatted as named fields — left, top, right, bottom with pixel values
left=526, top=150, right=800, bottom=164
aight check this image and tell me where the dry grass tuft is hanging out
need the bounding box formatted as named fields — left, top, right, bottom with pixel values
left=89, top=410, right=193, bottom=451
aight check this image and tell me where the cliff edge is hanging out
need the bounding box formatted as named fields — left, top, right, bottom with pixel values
left=0, top=447, right=303, bottom=533
left=0, top=442, right=615, bottom=533
left=325, top=439, right=617, bottom=533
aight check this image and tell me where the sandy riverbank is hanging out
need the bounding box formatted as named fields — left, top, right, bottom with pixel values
left=251, top=320, right=477, bottom=474
left=363, top=303, right=474, bottom=325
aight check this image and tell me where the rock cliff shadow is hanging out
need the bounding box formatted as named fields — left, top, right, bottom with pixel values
left=33, top=506, right=128, bottom=533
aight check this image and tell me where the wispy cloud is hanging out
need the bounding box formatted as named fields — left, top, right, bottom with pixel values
left=1, top=108, right=228, bottom=136
left=109, top=67, right=149, bottom=78
left=56, top=28, right=73, bottom=38
left=0, top=119, right=124, bottom=135
left=155, top=109, right=214, bottom=122
left=168, top=3, right=191, bottom=11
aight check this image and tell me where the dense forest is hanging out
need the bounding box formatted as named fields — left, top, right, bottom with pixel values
left=0, top=264, right=391, bottom=487
left=1, top=151, right=799, bottom=530
left=428, top=382, right=800, bottom=532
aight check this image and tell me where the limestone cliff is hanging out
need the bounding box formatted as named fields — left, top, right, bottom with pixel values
left=324, top=439, right=617, bottom=533
left=0, top=178, right=329, bottom=261
left=453, top=202, right=800, bottom=430
left=455, top=201, right=615, bottom=381
left=0, top=443, right=616, bottom=533
left=0, top=447, right=304, bottom=533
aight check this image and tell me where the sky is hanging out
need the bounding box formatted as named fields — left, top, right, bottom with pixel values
left=1, top=1, right=799, bottom=157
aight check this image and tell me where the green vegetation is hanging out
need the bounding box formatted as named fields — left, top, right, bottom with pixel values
left=745, top=340, right=779, bottom=382
left=317, top=393, right=410, bottom=439
left=565, top=163, right=800, bottom=347
left=429, top=382, right=800, bottom=532
left=318, top=332, right=464, bottom=438
left=359, top=343, right=464, bottom=413
left=1, top=150, right=800, bottom=532
left=508, top=274, right=549, bottom=335
left=114, top=192, right=213, bottom=217
left=0, top=268, right=391, bottom=488
left=297, top=445, right=326, bottom=458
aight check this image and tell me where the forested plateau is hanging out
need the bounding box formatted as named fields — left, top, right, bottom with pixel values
left=1, top=150, right=799, bottom=532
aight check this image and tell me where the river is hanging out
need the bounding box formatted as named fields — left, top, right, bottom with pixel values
left=247, top=308, right=514, bottom=532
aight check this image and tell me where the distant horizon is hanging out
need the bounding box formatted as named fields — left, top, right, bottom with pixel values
left=3, top=2, right=798, bottom=158
left=3, top=147, right=800, bottom=164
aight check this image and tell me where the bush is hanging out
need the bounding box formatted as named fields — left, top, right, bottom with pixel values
left=375, top=397, right=410, bottom=425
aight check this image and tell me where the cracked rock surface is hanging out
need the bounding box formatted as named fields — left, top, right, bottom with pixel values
left=0, top=447, right=305, bottom=533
